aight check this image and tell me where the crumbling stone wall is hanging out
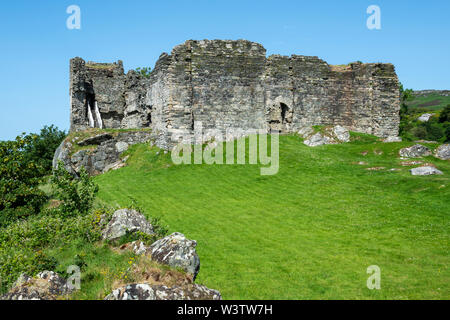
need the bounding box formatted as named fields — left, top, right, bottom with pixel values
left=69, top=39, right=400, bottom=149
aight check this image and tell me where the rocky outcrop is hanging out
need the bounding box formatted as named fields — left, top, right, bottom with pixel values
left=301, top=125, right=350, bottom=147
left=102, top=209, right=155, bottom=241
left=53, top=130, right=152, bottom=176
left=410, top=166, right=443, bottom=176
left=149, top=232, right=200, bottom=281
left=399, top=144, right=432, bottom=158
left=105, top=283, right=221, bottom=300
left=1, top=271, right=73, bottom=300
left=435, top=144, right=450, bottom=160
left=77, top=133, right=113, bottom=146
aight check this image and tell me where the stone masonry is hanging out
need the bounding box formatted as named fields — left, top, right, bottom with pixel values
left=69, top=40, right=400, bottom=149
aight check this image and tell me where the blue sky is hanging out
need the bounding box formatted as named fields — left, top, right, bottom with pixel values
left=0, top=0, right=449, bottom=140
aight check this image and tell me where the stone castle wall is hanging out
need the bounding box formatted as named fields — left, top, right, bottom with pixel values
left=69, top=40, right=400, bottom=149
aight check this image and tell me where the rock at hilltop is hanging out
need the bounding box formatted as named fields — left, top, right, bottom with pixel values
left=435, top=144, right=450, bottom=160
left=105, top=283, right=221, bottom=300
left=399, top=144, right=432, bottom=158
left=383, top=136, right=402, bottom=143
left=102, top=209, right=155, bottom=241
left=52, top=130, right=152, bottom=176
left=1, top=271, right=73, bottom=300
left=333, top=125, right=350, bottom=142
left=149, top=232, right=200, bottom=281
left=302, top=125, right=350, bottom=147
left=410, top=166, right=443, bottom=176
left=304, top=132, right=336, bottom=147
left=77, top=133, right=113, bottom=146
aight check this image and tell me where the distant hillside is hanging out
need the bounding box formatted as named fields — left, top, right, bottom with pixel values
left=406, top=90, right=450, bottom=111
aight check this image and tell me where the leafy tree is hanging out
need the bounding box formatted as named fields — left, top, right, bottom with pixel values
left=51, top=162, right=98, bottom=217
left=439, top=104, right=450, bottom=123
left=0, top=135, right=47, bottom=227
left=23, top=125, right=66, bottom=175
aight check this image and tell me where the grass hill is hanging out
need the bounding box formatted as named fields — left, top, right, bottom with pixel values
left=405, top=90, right=450, bottom=112
left=91, top=133, right=449, bottom=299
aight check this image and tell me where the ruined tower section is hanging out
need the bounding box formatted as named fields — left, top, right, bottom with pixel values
left=69, top=58, right=126, bottom=131
left=189, top=40, right=267, bottom=135
left=265, top=56, right=400, bottom=137
left=69, top=40, right=400, bottom=148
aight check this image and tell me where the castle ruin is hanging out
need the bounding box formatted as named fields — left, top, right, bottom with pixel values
left=69, top=39, right=400, bottom=149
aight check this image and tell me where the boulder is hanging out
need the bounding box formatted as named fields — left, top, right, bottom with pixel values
left=435, top=144, right=450, bottom=160
left=399, top=144, right=432, bottom=158
left=333, top=125, right=350, bottom=142
left=149, top=232, right=200, bottom=280
left=1, top=271, right=73, bottom=300
left=303, top=132, right=335, bottom=147
left=410, top=166, right=443, bottom=176
left=105, top=283, right=221, bottom=300
left=302, top=126, right=350, bottom=147
left=298, top=126, right=314, bottom=138
left=383, top=136, right=402, bottom=143
left=417, top=113, right=434, bottom=122
left=102, top=209, right=155, bottom=241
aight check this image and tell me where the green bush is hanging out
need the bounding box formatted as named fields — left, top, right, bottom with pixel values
left=135, top=67, right=152, bottom=78
left=0, top=206, right=109, bottom=293
left=0, top=135, right=47, bottom=227
left=439, top=105, right=450, bottom=123
left=51, top=162, right=99, bottom=217
left=23, top=125, right=66, bottom=175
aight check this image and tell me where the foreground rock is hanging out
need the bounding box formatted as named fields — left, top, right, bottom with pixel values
left=410, top=166, right=443, bottom=176
left=301, top=125, right=350, bottom=147
left=105, top=283, right=221, bottom=300
left=399, top=144, right=431, bottom=158
left=149, top=232, right=200, bottom=280
left=1, top=271, right=72, bottom=300
left=435, top=144, right=450, bottom=160
left=102, top=209, right=155, bottom=241
left=53, top=130, right=153, bottom=176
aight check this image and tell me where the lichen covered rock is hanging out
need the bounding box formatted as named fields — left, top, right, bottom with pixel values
left=410, top=166, right=443, bottom=176
left=105, top=283, right=221, bottom=300
left=52, top=130, right=152, bottom=176
left=399, top=144, right=432, bottom=158
left=1, top=271, right=73, bottom=300
left=303, top=125, right=350, bottom=147
left=149, top=232, right=200, bottom=280
left=102, top=209, right=154, bottom=241
left=435, top=144, right=450, bottom=160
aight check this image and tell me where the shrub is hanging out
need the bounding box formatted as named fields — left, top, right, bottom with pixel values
left=23, top=125, right=66, bottom=175
left=0, top=207, right=109, bottom=293
left=51, top=162, right=98, bottom=217
left=135, top=67, right=152, bottom=78
left=439, top=105, right=450, bottom=123
left=0, top=134, right=47, bottom=227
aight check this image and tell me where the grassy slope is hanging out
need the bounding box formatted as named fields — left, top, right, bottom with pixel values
left=94, top=134, right=449, bottom=299
left=406, top=93, right=450, bottom=112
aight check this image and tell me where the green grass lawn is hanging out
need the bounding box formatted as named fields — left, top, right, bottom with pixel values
left=94, top=134, right=449, bottom=299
